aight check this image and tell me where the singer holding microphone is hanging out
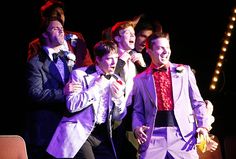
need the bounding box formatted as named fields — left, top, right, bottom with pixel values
left=47, top=40, right=127, bottom=159
left=110, top=20, right=147, bottom=159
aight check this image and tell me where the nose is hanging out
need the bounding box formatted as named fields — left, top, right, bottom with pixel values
left=111, top=58, right=116, bottom=65
left=130, top=32, right=135, bottom=37
left=162, top=48, right=169, bottom=54
left=59, top=27, right=64, bottom=33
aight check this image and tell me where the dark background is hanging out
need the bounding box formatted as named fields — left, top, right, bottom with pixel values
left=1, top=0, right=235, bottom=157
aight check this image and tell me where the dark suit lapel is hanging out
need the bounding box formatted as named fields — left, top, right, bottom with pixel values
left=84, top=65, right=96, bottom=89
left=114, top=59, right=126, bottom=75
left=44, top=58, right=64, bottom=84
left=39, top=51, right=64, bottom=84
left=60, top=56, right=70, bottom=83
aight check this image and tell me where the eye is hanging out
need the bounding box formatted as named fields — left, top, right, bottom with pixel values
left=156, top=46, right=164, bottom=51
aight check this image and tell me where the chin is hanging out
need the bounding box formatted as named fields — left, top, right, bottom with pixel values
left=110, top=71, right=115, bottom=74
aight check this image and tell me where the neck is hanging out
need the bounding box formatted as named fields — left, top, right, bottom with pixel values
left=118, top=48, right=131, bottom=57
left=152, top=62, right=170, bottom=69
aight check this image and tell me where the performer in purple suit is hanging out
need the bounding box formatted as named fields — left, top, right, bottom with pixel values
left=132, top=32, right=210, bottom=159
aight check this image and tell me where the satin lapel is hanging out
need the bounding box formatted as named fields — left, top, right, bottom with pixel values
left=83, top=72, right=99, bottom=113
left=114, top=59, right=125, bottom=75
left=83, top=72, right=96, bottom=89
left=42, top=58, right=64, bottom=84
left=170, top=63, right=183, bottom=103
left=141, top=69, right=157, bottom=106
left=60, top=56, right=70, bottom=83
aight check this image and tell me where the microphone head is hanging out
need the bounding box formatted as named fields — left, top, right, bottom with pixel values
left=129, top=50, right=136, bottom=55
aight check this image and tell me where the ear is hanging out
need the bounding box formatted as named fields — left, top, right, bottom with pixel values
left=42, top=32, right=49, bottom=39
left=114, top=36, right=121, bottom=43
left=95, top=56, right=100, bottom=64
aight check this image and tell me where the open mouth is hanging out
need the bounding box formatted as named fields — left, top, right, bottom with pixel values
left=129, top=40, right=134, bottom=44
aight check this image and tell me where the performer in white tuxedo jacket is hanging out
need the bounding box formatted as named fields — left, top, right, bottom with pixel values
left=47, top=40, right=126, bottom=159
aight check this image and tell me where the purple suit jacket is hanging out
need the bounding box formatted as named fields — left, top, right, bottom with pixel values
left=132, top=62, right=209, bottom=152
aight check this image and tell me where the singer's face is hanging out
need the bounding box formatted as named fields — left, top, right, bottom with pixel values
left=46, top=20, right=65, bottom=47
left=135, top=29, right=153, bottom=52
left=118, top=26, right=135, bottom=50
left=96, top=50, right=118, bottom=75
left=148, top=37, right=171, bottom=66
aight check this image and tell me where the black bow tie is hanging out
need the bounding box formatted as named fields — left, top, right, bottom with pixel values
left=52, top=53, right=60, bottom=63
left=52, top=51, right=65, bottom=63
left=103, top=74, right=112, bottom=80
left=153, top=66, right=168, bottom=73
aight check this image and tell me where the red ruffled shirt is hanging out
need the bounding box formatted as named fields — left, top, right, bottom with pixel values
left=153, top=66, right=174, bottom=110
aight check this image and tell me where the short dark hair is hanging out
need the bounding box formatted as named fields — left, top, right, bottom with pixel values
left=146, top=32, right=169, bottom=49
left=135, top=20, right=154, bottom=35
left=93, top=40, right=118, bottom=58
left=135, top=14, right=163, bottom=34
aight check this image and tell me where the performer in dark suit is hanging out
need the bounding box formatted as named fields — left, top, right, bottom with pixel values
left=27, top=0, right=93, bottom=68
left=25, top=16, right=71, bottom=159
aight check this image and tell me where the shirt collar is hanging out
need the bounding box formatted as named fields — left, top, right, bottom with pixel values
left=151, top=63, right=170, bottom=73
left=43, top=46, right=56, bottom=61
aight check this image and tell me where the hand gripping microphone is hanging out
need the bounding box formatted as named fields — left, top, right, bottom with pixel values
left=129, top=50, right=146, bottom=68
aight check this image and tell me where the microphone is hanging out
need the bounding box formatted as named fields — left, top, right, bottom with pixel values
left=129, top=50, right=146, bottom=68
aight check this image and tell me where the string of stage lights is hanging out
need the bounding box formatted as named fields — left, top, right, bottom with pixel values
left=209, top=7, right=236, bottom=91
